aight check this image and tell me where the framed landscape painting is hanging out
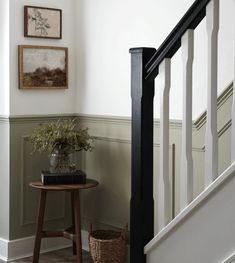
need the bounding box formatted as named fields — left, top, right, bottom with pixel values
left=24, top=6, right=62, bottom=39
left=18, top=45, right=68, bottom=89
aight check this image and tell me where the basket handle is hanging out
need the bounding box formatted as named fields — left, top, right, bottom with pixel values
left=121, top=224, right=128, bottom=240
left=89, top=223, right=93, bottom=241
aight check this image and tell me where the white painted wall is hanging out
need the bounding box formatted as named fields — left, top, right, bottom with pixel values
left=75, top=0, right=234, bottom=120
left=1, top=0, right=234, bottom=117
left=0, top=1, right=9, bottom=116
left=9, top=0, right=77, bottom=116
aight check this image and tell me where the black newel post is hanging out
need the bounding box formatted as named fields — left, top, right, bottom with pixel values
left=130, top=47, right=156, bottom=263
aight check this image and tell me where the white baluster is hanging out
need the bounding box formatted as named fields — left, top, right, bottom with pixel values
left=232, top=91, right=235, bottom=162
left=158, top=59, right=171, bottom=231
left=205, top=0, right=219, bottom=187
left=232, top=0, right=235, bottom=163
left=180, top=30, right=194, bottom=210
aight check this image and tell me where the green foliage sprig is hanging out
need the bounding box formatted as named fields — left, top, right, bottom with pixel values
left=29, top=119, right=94, bottom=154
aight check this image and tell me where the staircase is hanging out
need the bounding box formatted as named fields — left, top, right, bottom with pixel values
left=129, top=0, right=235, bottom=262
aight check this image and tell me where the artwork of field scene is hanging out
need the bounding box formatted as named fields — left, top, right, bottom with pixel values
left=19, top=46, right=68, bottom=89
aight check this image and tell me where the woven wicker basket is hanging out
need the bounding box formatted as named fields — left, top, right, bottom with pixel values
left=89, top=224, right=127, bottom=263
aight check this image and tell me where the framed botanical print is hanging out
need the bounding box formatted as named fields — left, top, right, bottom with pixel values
left=18, top=45, right=68, bottom=89
left=24, top=6, right=62, bottom=39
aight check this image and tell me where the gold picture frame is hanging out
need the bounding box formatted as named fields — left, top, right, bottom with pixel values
left=18, top=45, right=68, bottom=90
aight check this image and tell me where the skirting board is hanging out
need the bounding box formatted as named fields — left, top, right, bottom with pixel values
left=0, top=230, right=89, bottom=262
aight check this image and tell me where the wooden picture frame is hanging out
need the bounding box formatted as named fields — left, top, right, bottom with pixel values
left=24, top=6, right=62, bottom=39
left=18, top=45, right=68, bottom=90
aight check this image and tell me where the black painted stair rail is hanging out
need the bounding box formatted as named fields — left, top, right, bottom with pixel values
left=130, top=1, right=211, bottom=263
left=146, top=0, right=210, bottom=81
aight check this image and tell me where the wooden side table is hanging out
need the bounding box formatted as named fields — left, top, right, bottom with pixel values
left=30, top=179, right=98, bottom=263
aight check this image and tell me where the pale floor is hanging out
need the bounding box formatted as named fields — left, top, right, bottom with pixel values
left=0, top=248, right=93, bottom=263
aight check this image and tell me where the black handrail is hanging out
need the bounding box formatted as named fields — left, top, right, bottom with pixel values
left=145, top=0, right=210, bottom=81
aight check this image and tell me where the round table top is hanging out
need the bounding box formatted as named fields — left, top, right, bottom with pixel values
left=29, top=178, right=99, bottom=191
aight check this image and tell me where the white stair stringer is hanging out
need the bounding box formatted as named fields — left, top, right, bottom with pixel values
left=145, top=162, right=235, bottom=263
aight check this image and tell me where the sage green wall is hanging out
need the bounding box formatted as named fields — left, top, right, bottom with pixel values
left=78, top=116, right=131, bottom=232
left=0, top=84, right=232, bottom=240
left=0, top=118, right=10, bottom=240
left=9, top=116, right=75, bottom=240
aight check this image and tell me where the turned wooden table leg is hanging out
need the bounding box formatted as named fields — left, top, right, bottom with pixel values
left=33, top=189, right=47, bottom=263
left=29, top=180, right=98, bottom=263
left=73, top=190, right=83, bottom=263
left=71, top=191, right=77, bottom=255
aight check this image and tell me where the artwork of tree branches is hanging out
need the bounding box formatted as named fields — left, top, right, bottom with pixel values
left=24, top=6, right=62, bottom=39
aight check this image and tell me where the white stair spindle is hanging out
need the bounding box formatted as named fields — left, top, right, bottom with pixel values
left=180, top=30, right=194, bottom=210
left=232, top=0, right=235, bottom=163
left=232, top=90, right=235, bottom=162
left=205, top=0, right=219, bottom=187
left=158, top=59, right=172, bottom=231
